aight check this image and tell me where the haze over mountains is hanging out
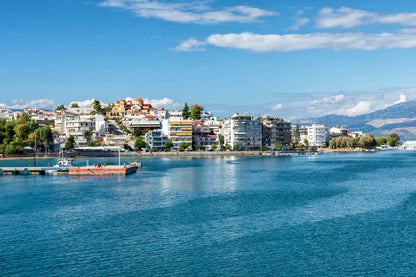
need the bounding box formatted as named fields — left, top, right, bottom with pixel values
left=308, top=101, right=416, bottom=141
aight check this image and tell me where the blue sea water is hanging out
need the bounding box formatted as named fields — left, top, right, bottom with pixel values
left=1, top=151, right=416, bottom=276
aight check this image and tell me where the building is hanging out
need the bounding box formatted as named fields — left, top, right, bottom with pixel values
left=162, top=118, right=193, bottom=150
left=305, top=124, right=329, bottom=146
left=261, top=116, right=291, bottom=150
left=107, top=97, right=154, bottom=118
left=145, top=130, right=169, bottom=151
left=122, top=114, right=162, bottom=132
left=223, top=113, right=262, bottom=151
left=192, top=121, right=220, bottom=150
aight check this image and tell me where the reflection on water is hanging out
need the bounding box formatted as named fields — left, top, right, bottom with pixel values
left=1, top=151, right=416, bottom=276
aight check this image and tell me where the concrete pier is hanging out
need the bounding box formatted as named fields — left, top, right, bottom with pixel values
left=69, top=165, right=138, bottom=176
left=0, top=165, right=138, bottom=176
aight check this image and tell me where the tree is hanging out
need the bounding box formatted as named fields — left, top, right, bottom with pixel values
left=84, top=130, right=93, bottom=141
left=359, top=133, right=377, bottom=149
left=180, top=142, right=189, bottom=150
left=225, top=144, right=232, bottom=150
left=274, top=143, right=282, bottom=151
left=259, top=146, right=265, bottom=151
left=211, top=144, right=217, bottom=150
left=16, top=124, right=29, bottom=141
left=4, top=144, right=17, bottom=155
left=376, top=137, right=387, bottom=147
left=70, top=102, right=79, bottom=108
left=20, top=112, right=30, bottom=123
left=386, top=133, right=400, bottom=147
left=39, top=126, right=53, bottom=155
left=294, top=124, right=300, bottom=139
left=164, top=140, right=174, bottom=151
left=190, top=104, right=201, bottom=120
left=303, top=138, right=309, bottom=148
left=134, top=137, right=147, bottom=151
left=56, top=104, right=66, bottom=111
left=92, top=99, right=102, bottom=114
left=182, top=102, right=190, bottom=119
left=4, top=122, right=15, bottom=144
left=65, top=135, right=75, bottom=150
left=196, top=144, right=204, bottom=151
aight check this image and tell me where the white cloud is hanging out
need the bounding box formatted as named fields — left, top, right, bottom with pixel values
left=189, top=30, right=416, bottom=52
left=70, top=99, right=107, bottom=107
left=0, top=99, right=58, bottom=110
left=98, top=0, right=277, bottom=24
left=271, top=103, right=282, bottom=110
left=174, top=38, right=206, bottom=52
left=143, top=97, right=181, bottom=110
left=316, top=7, right=416, bottom=29
left=394, top=94, right=407, bottom=105
left=342, top=101, right=372, bottom=116
left=288, top=9, right=311, bottom=30
left=0, top=70, right=5, bottom=74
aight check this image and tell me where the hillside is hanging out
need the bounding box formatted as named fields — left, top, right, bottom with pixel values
left=309, top=101, right=416, bottom=141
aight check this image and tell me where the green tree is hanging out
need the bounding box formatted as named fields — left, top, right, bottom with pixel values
left=20, top=112, right=30, bottom=123
left=190, top=105, right=201, bottom=120
left=196, top=144, right=204, bottom=151
left=303, top=138, right=309, bottom=148
left=70, top=102, right=80, bottom=108
left=55, top=104, right=66, bottom=111
left=259, top=146, right=265, bottom=151
left=65, top=135, right=75, bottom=150
left=16, top=124, right=29, bottom=141
left=211, top=144, right=217, bottom=150
left=225, top=144, right=232, bottom=150
left=386, top=133, right=400, bottom=147
left=4, top=144, right=17, bottom=155
left=84, top=130, right=93, bottom=141
left=93, top=99, right=102, bottom=114
left=39, top=126, right=53, bottom=155
left=180, top=142, right=189, bottom=150
left=164, top=140, right=174, bottom=151
left=359, top=133, right=377, bottom=149
left=182, top=102, right=190, bottom=119
left=274, top=143, right=282, bottom=151
left=4, top=122, right=15, bottom=144
left=134, top=137, right=147, bottom=151
left=294, top=124, right=300, bottom=139
left=376, top=137, right=387, bottom=147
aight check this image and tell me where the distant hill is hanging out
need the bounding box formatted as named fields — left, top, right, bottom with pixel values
left=308, top=101, right=416, bottom=141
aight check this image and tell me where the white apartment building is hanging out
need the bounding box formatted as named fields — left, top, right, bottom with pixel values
left=299, top=124, right=328, bottom=146
left=161, top=118, right=193, bottom=149
left=223, top=113, right=262, bottom=151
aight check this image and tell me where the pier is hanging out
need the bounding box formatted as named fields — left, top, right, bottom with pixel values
left=0, top=165, right=138, bottom=176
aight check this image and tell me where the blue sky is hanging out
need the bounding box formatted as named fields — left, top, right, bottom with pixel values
left=2, top=0, right=416, bottom=119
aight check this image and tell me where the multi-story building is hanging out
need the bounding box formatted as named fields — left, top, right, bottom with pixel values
left=107, top=97, right=154, bottom=118
left=122, top=114, right=162, bottom=132
left=145, top=130, right=169, bottom=151
left=261, top=116, right=291, bottom=150
left=162, top=118, right=193, bottom=150
left=293, top=124, right=328, bottom=147
left=305, top=124, right=329, bottom=146
left=223, top=113, right=262, bottom=151
left=192, top=121, right=220, bottom=150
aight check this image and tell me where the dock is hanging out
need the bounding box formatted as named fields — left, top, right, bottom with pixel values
left=0, top=165, right=138, bottom=176
left=69, top=165, right=138, bottom=176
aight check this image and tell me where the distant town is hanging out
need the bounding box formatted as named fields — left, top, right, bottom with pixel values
left=0, top=96, right=407, bottom=157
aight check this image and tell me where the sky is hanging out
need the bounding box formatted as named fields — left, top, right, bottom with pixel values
left=2, top=0, right=416, bottom=119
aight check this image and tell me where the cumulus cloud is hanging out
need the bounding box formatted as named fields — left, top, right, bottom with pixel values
left=341, top=101, right=372, bottom=117
left=394, top=94, right=407, bottom=105
left=174, top=38, right=206, bottom=52
left=180, top=30, right=416, bottom=52
left=143, top=97, right=182, bottom=110
left=98, top=0, right=277, bottom=24
left=0, top=99, right=57, bottom=110
left=316, top=7, right=416, bottom=29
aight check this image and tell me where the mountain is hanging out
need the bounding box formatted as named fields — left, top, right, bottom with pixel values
left=308, top=101, right=416, bottom=141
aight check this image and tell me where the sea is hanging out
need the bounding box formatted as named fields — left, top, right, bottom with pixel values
left=1, top=151, right=416, bottom=276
